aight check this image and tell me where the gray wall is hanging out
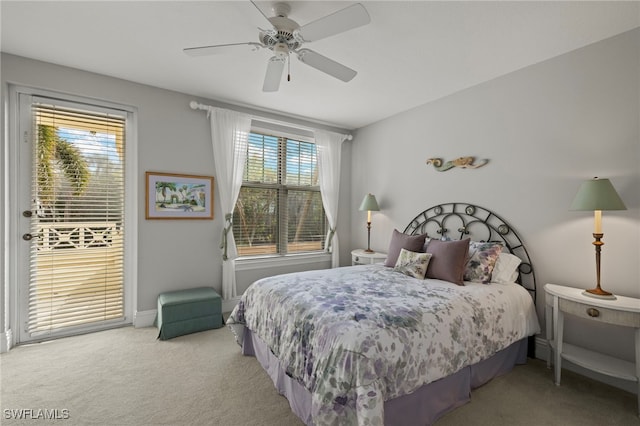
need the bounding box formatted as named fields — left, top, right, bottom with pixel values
left=1, top=53, right=350, bottom=318
left=350, top=28, right=640, bottom=374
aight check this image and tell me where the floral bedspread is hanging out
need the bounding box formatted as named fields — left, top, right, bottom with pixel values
left=227, top=264, right=539, bottom=426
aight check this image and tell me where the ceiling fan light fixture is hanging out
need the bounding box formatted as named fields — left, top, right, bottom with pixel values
left=273, top=43, right=289, bottom=58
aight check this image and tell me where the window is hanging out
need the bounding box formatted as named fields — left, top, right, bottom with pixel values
left=233, top=131, right=326, bottom=256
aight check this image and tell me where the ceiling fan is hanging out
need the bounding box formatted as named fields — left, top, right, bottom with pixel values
left=184, top=1, right=371, bottom=92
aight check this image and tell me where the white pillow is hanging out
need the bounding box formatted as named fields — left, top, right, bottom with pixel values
left=491, top=252, right=521, bottom=284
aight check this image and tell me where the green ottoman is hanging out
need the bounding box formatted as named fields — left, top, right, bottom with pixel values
left=156, top=287, right=223, bottom=340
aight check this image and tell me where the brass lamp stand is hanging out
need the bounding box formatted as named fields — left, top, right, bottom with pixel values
left=365, top=219, right=373, bottom=253
left=584, top=233, right=615, bottom=299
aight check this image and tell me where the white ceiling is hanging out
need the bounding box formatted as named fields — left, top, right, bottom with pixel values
left=2, top=1, right=639, bottom=130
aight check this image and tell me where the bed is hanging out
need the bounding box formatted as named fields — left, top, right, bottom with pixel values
left=227, top=203, right=540, bottom=425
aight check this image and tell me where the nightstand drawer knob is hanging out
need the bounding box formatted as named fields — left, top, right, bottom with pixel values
left=586, top=308, right=600, bottom=317
left=355, top=256, right=360, bottom=262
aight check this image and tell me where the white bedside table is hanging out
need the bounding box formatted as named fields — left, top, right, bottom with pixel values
left=351, top=249, right=387, bottom=266
left=544, top=283, right=640, bottom=415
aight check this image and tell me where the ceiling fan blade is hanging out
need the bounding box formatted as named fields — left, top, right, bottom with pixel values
left=295, top=3, right=370, bottom=43
left=263, top=57, right=286, bottom=92
left=184, top=42, right=262, bottom=57
left=250, top=0, right=276, bottom=29
left=296, top=49, right=357, bottom=82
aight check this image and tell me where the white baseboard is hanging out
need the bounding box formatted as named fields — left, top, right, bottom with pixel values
left=134, top=309, right=157, bottom=328
left=134, top=298, right=238, bottom=328
left=534, top=336, right=549, bottom=360
left=222, top=297, right=241, bottom=314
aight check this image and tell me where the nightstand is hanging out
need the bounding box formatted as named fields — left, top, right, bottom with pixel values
left=351, top=249, right=386, bottom=266
left=544, top=283, right=640, bottom=415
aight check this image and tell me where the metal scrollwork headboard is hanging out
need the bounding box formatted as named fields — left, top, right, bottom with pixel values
left=403, top=202, right=536, bottom=303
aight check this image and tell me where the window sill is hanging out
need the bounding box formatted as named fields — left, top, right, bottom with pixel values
left=235, top=252, right=331, bottom=271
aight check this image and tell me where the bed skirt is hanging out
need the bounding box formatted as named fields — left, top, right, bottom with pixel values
left=241, top=328, right=528, bottom=426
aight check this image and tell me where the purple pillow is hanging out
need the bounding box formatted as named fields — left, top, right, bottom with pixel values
left=425, top=238, right=470, bottom=285
left=384, top=229, right=428, bottom=267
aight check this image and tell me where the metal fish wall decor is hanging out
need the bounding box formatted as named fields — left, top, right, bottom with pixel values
left=426, top=157, right=489, bottom=172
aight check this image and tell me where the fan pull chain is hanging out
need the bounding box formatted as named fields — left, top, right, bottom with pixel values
left=287, top=54, right=291, bottom=82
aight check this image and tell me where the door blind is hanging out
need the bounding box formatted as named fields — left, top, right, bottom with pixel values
left=28, top=101, right=126, bottom=335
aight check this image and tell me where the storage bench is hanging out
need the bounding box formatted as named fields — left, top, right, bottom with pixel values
left=156, top=287, right=223, bottom=340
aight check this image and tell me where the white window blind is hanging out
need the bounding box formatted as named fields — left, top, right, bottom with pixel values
left=233, top=131, right=326, bottom=256
left=28, top=102, right=126, bottom=335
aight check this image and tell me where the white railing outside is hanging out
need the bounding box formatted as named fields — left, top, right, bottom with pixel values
left=35, top=222, right=121, bottom=251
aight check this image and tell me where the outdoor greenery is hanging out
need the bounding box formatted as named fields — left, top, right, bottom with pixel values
left=233, top=134, right=326, bottom=255
left=36, top=124, right=123, bottom=223
left=37, top=124, right=89, bottom=206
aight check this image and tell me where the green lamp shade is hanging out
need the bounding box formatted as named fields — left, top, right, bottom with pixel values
left=359, top=193, right=380, bottom=211
left=570, top=178, right=626, bottom=211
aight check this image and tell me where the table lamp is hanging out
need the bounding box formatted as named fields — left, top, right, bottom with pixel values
left=359, top=193, right=380, bottom=253
left=570, top=177, right=626, bottom=299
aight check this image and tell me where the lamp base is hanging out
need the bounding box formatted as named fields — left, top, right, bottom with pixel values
left=582, top=289, right=617, bottom=300
left=364, top=248, right=374, bottom=253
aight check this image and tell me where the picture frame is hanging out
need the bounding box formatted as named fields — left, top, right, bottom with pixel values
left=145, top=172, right=214, bottom=220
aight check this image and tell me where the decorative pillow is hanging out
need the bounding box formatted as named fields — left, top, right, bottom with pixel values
left=425, top=238, right=470, bottom=285
left=393, top=249, right=432, bottom=279
left=384, top=229, right=428, bottom=267
left=491, top=252, right=522, bottom=284
left=464, top=241, right=503, bottom=284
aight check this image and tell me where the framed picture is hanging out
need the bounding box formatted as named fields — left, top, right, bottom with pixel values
left=145, top=172, right=214, bottom=220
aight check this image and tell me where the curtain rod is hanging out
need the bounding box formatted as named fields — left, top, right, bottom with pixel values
left=189, top=101, right=353, bottom=140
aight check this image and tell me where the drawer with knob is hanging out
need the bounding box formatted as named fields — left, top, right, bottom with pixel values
left=351, top=249, right=387, bottom=266
left=558, top=298, right=640, bottom=327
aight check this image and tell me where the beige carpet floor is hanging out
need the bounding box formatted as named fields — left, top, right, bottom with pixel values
left=1, top=326, right=638, bottom=425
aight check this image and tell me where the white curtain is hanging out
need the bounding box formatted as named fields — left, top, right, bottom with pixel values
left=208, top=107, right=252, bottom=300
left=315, top=130, right=348, bottom=268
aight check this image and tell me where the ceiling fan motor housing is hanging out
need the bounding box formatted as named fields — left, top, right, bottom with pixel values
left=260, top=15, right=300, bottom=53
